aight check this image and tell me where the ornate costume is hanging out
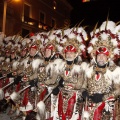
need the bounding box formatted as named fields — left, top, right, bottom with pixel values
left=42, top=26, right=89, bottom=120
left=82, top=20, right=120, bottom=120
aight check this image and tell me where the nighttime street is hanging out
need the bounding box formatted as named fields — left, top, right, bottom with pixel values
left=67, top=0, right=120, bottom=31
left=0, top=107, right=22, bottom=120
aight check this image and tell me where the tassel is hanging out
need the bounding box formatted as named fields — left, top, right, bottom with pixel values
left=93, top=102, right=105, bottom=120
left=81, top=97, right=90, bottom=120
left=36, top=101, right=46, bottom=120
left=0, top=88, right=4, bottom=100
left=58, top=91, right=63, bottom=117
left=82, top=110, right=90, bottom=120
left=16, top=107, right=20, bottom=116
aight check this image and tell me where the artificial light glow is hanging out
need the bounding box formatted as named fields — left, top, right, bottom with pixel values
left=85, top=36, right=88, bottom=41
left=13, top=0, right=21, bottom=2
left=53, top=0, right=57, bottom=10
left=38, top=24, right=42, bottom=28
left=43, top=26, right=47, bottom=30
left=53, top=6, right=56, bottom=10
left=22, top=16, right=24, bottom=22
left=82, top=0, right=90, bottom=2
left=28, top=22, right=34, bottom=25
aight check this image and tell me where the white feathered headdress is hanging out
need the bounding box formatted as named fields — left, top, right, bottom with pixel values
left=87, top=20, right=120, bottom=60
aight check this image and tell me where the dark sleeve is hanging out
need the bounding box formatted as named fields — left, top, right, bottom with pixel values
left=7, top=72, right=14, bottom=77
left=82, top=90, right=89, bottom=100
left=89, top=93, right=104, bottom=103
left=52, top=87, right=60, bottom=95
left=14, top=76, right=22, bottom=85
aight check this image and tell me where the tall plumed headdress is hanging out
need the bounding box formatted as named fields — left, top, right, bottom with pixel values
left=56, top=23, right=88, bottom=60
left=87, top=20, right=120, bottom=61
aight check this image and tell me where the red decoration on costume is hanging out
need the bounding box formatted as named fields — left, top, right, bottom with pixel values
left=93, top=102, right=105, bottom=120
left=65, top=70, right=69, bottom=76
left=15, top=83, right=21, bottom=92
left=30, top=44, right=37, bottom=50
left=64, top=45, right=77, bottom=53
left=58, top=91, right=63, bottom=117
left=22, top=47, right=27, bottom=51
left=106, top=96, right=114, bottom=101
left=47, top=117, right=53, bottom=120
left=5, top=78, right=9, bottom=85
left=0, top=79, right=3, bottom=88
left=58, top=91, right=76, bottom=119
left=29, top=32, right=34, bottom=37
left=6, top=50, right=9, bottom=53
left=117, top=42, right=120, bottom=48
left=82, top=50, right=87, bottom=58
left=62, top=113, right=66, bottom=120
left=39, top=87, right=47, bottom=101
left=96, top=47, right=109, bottom=56
left=11, top=50, right=15, bottom=54
left=45, top=44, right=54, bottom=50
left=66, top=92, right=76, bottom=119
left=95, top=73, right=101, bottom=81
left=22, top=88, right=29, bottom=106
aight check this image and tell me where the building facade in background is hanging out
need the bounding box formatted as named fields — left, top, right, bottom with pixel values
left=0, top=0, right=72, bottom=37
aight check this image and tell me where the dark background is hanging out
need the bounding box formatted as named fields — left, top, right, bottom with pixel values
left=67, top=0, right=120, bottom=29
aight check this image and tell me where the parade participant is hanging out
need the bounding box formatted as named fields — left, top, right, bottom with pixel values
left=37, top=26, right=88, bottom=120
left=1, top=42, right=12, bottom=77
left=0, top=39, right=15, bottom=97
left=0, top=33, right=5, bottom=77
left=0, top=35, right=22, bottom=100
left=40, top=30, right=64, bottom=62
left=21, top=46, right=28, bottom=58
left=25, top=29, right=65, bottom=120
left=0, top=35, right=22, bottom=78
left=0, top=48, right=10, bottom=78
left=44, top=43, right=57, bottom=61
left=2, top=33, right=44, bottom=118
left=14, top=38, right=44, bottom=119
left=82, top=20, right=120, bottom=120
left=0, top=39, right=31, bottom=116
left=0, top=35, right=41, bottom=117
left=0, top=36, right=29, bottom=114
left=33, top=31, right=64, bottom=120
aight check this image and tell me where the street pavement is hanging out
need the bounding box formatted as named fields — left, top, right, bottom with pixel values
left=0, top=107, right=22, bottom=120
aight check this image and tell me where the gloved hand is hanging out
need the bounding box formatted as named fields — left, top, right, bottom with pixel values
left=29, top=80, right=35, bottom=87
left=89, top=93, right=104, bottom=103
left=0, top=73, right=2, bottom=77
left=52, top=86, right=60, bottom=95
left=29, top=79, right=38, bottom=87
left=14, top=76, right=22, bottom=85
left=7, top=72, right=13, bottom=77
left=57, top=75, right=64, bottom=87
left=82, top=90, right=89, bottom=100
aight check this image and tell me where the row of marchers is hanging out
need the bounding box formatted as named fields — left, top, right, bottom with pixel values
left=0, top=20, right=120, bottom=120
